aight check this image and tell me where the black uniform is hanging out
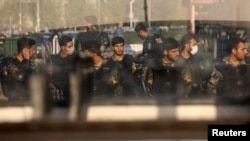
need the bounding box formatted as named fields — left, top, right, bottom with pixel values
left=214, top=58, right=250, bottom=100
left=90, top=62, right=122, bottom=98
left=0, top=57, right=35, bottom=102
left=152, top=59, right=180, bottom=97
left=102, top=55, right=137, bottom=98
left=176, top=53, right=213, bottom=98
left=143, top=35, right=163, bottom=57
left=140, top=34, right=163, bottom=69
left=49, top=54, right=76, bottom=106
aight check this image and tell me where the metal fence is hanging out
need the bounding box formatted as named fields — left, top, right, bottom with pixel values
left=0, top=37, right=18, bottom=58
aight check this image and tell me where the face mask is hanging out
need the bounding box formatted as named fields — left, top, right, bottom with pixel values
left=190, top=45, right=198, bottom=55
left=66, top=47, right=75, bottom=55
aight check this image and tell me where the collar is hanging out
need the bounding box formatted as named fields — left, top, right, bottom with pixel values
left=162, top=58, right=174, bottom=67
left=112, top=55, right=123, bottom=62
left=223, top=56, right=246, bottom=66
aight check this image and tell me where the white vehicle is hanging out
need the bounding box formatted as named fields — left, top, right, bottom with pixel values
left=124, top=43, right=143, bottom=55
left=123, top=31, right=143, bottom=56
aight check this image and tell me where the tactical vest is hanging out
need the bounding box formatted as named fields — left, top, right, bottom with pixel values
left=0, top=57, right=33, bottom=101
left=142, top=34, right=163, bottom=59
left=215, top=62, right=250, bottom=98
left=103, top=54, right=137, bottom=98
left=152, top=59, right=179, bottom=96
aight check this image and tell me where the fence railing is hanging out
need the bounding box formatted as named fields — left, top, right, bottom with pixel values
left=0, top=37, right=18, bottom=58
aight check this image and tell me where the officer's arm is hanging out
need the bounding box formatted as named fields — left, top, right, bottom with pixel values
left=0, top=62, right=7, bottom=78
left=0, top=58, right=10, bottom=79
left=145, top=67, right=154, bottom=96
left=206, top=59, right=224, bottom=95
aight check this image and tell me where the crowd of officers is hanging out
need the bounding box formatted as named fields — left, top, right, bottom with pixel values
left=0, top=22, right=250, bottom=107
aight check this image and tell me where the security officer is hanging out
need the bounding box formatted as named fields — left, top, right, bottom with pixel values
left=134, top=23, right=163, bottom=97
left=134, top=23, right=163, bottom=68
left=48, top=35, right=76, bottom=107
left=79, top=40, right=115, bottom=98
left=74, top=15, right=110, bottom=53
left=152, top=37, right=182, bottom=97
left=0, top=37, right=36, bottom=102
left=104, top=36, right=138, bottom=98
left=213, top=36, right=250, bottom=100
left=176, top=33, right=213, bottom=98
